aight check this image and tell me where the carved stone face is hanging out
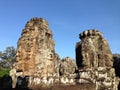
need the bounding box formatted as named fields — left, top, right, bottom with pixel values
left=82, top=54, right=87, bottom=67
left=13, top=18, right=60, bottom=77
left=82, top=52, right=91, bottom=68
left=16, top=49, right=21, bottom=62
left=76, top=29, right=113, bottom=69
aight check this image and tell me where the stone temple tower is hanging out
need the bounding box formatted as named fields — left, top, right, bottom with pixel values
left=76, top=29, right=113, bottom=69
left=15, top=18, right=60, bottom=77
left=76, top=29, right=119, bottom=90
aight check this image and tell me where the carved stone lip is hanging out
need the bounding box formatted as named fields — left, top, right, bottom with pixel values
left=16, top=69, right=23, bottom=72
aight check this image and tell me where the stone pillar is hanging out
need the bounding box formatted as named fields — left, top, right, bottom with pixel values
left=14, top=18, right=60, bottom=77
left=76, top=29, right=119, bottom=90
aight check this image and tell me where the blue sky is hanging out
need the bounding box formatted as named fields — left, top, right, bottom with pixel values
left=0, top=0, right=120, bottom=59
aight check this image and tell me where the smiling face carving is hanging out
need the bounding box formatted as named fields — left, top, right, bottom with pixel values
left=76, top=29, right=113, bottom=69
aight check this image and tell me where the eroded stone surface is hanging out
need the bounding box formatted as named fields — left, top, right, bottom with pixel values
left=76, top=29, right=119, bottom=90
left=59, top=57, right=77, bottom=76
left=76, top=29, right=113, bottom=68
left=15, top=18, right=60, bottom=77
left=9, top=19, right=119, bottom=89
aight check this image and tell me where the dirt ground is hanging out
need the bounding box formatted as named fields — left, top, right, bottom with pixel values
left=30, top=84, right=96, bottom=90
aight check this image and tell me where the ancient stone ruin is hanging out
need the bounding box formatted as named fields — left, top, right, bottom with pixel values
left=76, top=29, right=119, bottom=90
left=76, top=30, right=113, bottom=68
left=15, top=18, right=60, bottom=77
left=10, top=18, right=61, bottom=88
left=59, top=57, right=77, bottom=76
left=9, top=18, right=119, bottom=90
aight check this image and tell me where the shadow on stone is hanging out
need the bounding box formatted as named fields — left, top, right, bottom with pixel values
left=15, top=76, right=30, bottom=89
left=0, top=75, right=12, bottom=89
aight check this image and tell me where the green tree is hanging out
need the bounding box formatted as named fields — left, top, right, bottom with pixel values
left=0, top=46, right=16, bottom=70
left=113, top=54, right=120, bottom=77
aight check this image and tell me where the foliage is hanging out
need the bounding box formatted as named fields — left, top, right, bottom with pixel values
left=113, top=54, right=120, bottom=77
left=113, top=54, right=120, bottom=59
left=0, top=46, right=16, bottom=70
left=0, top=68, right=10, bottom=78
